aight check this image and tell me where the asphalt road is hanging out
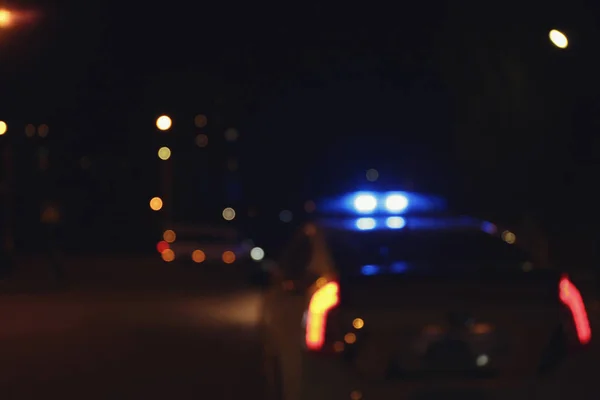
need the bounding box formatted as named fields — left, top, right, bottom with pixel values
left=0, top=256, right=267, bottom=400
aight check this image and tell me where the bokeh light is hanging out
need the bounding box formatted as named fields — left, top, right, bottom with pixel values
left=0, top=121, right=6, bottom=135
left=366, top=168, right=379, bottom=182
left=222, top=251, right=236, bottom=264
left=304, top=200, right=316, bottom=213
left=0, top=9, right=12, bottom=28
left=38, top=124, right=49, bottom=138
left=222, top=207, right=236, bottom=221
left=250, top=247, right=265, bottom=261
left=25, top=124, right=35, bottom=137
left=549, top=29, right=568, bottom=49
left=353, top=318, right=364, bottom=329
left=161, top=249, right=175, bottom=262
left=279, top=210, right=293, bottom=223
left=156, top=240, right=169, bottom=253
left=502, top=230, right=516, bottom=244
left=158, top=146, right=171, bottom=160
left=192, top=250, right=206, bottom=263
left=224, top=128, right=239, bottom=142
left=150, top=197, right=163, bottom=211
left=196, top=134, right=208, bottom=148
left=156, top=115, right=172, bottom=131
left=163, top=229, right=176, bottom=243
left=194, top=114, right=207, bottom=128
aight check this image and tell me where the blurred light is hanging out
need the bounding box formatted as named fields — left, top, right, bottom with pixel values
left=353, top=318, right=364, bottom=329
left=222, top=207, right=236, bottom=221
left=279, top=210, right=293, bottom=223
left=0, top=9, right=12, bottom=28
left=161, top=249, right=175, bottom=262
left=385, top=194, right=408, bottom=212
left=156, top=115, right=172, bottom=131
left=361, top=264, right=379, bottom=275
left=163, top=229, right=176, bottom=243
left=304, top=200, right=316, bottom=213
left=150, top=197, right=163, bottom=211
left=549, top=29, right=568, bottom=49
left=350, top=390, right=363, bottom=400
left=482, top=221, right=497, bottom=234
left=250, top=247, right=265, bottom=261
left=366, top=168, right=379, bottom=182
left=502, top=230, right=516, bottom=244
left=386, top=216, right=406, bottom=229
left=194, top=114, right=208, bottom=128
left=356, top=217, right=376, bottom=230
left=344, top=332, right=357, bottom=344
left=354, top=194, right=377, bottom=213
left=158, top=146, right=171, bottom=160
left=156, top=241, right=169, bottom=253
left=80, top=156, right=91, bottom=170
left=196, top=134, right=208, bottom=148
left=38, top=124, right=49, bottom=138
left=224, top=128, right=239, bottom=142
left=222, top=251, right=236, bottom=264
left=476, top=354, right=489, bottom=367
left=192, top=250, right=206, bottom=263
left=25, top=124, right=35, bottom=137
left=0, top=121, right=6, bottom=135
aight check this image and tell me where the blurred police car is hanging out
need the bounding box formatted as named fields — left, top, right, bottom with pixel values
left=156, top=224, right=265, bottom=265
left=258, top=191, right=592, bottom=399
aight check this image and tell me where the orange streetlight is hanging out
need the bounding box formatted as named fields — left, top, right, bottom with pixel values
left=0, top=9, right=12, bottom=28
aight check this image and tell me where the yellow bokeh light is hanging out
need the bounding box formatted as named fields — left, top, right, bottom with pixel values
left=163, top=229, right=176, bottom=243
left=0, top=121, right=6, bottom=135
left=549, top=29, right=568, bottom=49
left=0, top=9, right=12, bottom=27
left=353, top=318, right=364, bottom=329
left=156, top=115, right=172, bottom=131
left=149, top=197, right=163, bottom=211
left=161, top=249, right=175, bottom=262
left=222, top=207, right=236, bottom=221
left=192, top=250, right=206, bottom=263
left=222, top=251, right=235, bottom=264
left=344, top=333, right=357, bottom=344
left=158, top=146, right=171, bottom=160
left=502, top=230, right=516, bottom=244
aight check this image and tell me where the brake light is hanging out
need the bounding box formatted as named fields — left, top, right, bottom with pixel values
left=559, top=275, right=591, bottom=345
left=305, top=281, right=340, bottom=350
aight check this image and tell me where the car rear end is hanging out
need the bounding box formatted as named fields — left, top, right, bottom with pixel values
left=298, top=228, right=592, bottom=399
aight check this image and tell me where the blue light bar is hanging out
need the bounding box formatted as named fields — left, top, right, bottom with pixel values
left=319, top=191, right=446, bottom=216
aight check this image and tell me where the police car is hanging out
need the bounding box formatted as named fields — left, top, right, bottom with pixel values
left=258, top=192, right=592, bottom=399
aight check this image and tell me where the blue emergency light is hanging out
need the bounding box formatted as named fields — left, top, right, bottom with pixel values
left=319, top=191, right=446, bottom=216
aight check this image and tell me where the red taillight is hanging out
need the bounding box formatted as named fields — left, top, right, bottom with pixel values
left=156, top=241, right=170, bottom=253
left=305, top=281, right=340, bottom=350
left=559, top=275, right=592, bottom=345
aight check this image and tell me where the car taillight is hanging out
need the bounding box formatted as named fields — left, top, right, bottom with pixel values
left=559, top=275, right=591, bottom=345
left=305, top=281, right=340, bottom=350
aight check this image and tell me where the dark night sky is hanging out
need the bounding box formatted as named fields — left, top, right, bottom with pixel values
left=2, top=1, right=600, bottom=252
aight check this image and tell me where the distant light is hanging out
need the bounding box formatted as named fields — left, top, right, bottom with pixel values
left=385, top=194, right=408, bottom=212
left=163, top=229, right=176, bottom=243
left=353, top=318, right=364, bottom=329
left=386, top=216, right=406, bottom=229
left=38, top=124, right=49, bottom=138
left=222, top=251, right=236, bottom=264
left=304, top=200, right=316, bottom=213
left=194, top=114, right=208, bottom=128
left=502, top=230, right=516, bottom=244
left=224, top=128, right=239, bottom=142
left=0, top=9, right=12, bottom=28
left=222, top=207, right=236, bottom=221
left=149, top=197, right=163, bottom=211
left=279, top=210, right=293, bottom=223
left=476, top=354, right=489, bottom=367
left=192, top=249, right=206, bottom=263
left=391, top=262, right=408, bottom=273
left=25, top=124, right=35, bottom=137
left=361, top=265, right=379, bottom=275
left=250, top=247, right=265, bottom=261
left=0, top=121, right=6, bottom=135
left=549, top=29, right=568, bottom=49
left=366, top=168, right=379, bottom=182
left=354, top=194, right=377, bottom=213
left=161, top=249, right=175, bottom=262
left=156, top=240, right=169, bottom=253
left=196, top=134, right=208, bottom=148
left=158, top=146, right=171, bottom=160
left=356, top=217, right=376, bottom=230
left=156, top=115, right=172, bottom=131
left=482, top=221, right=497, bottom=234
